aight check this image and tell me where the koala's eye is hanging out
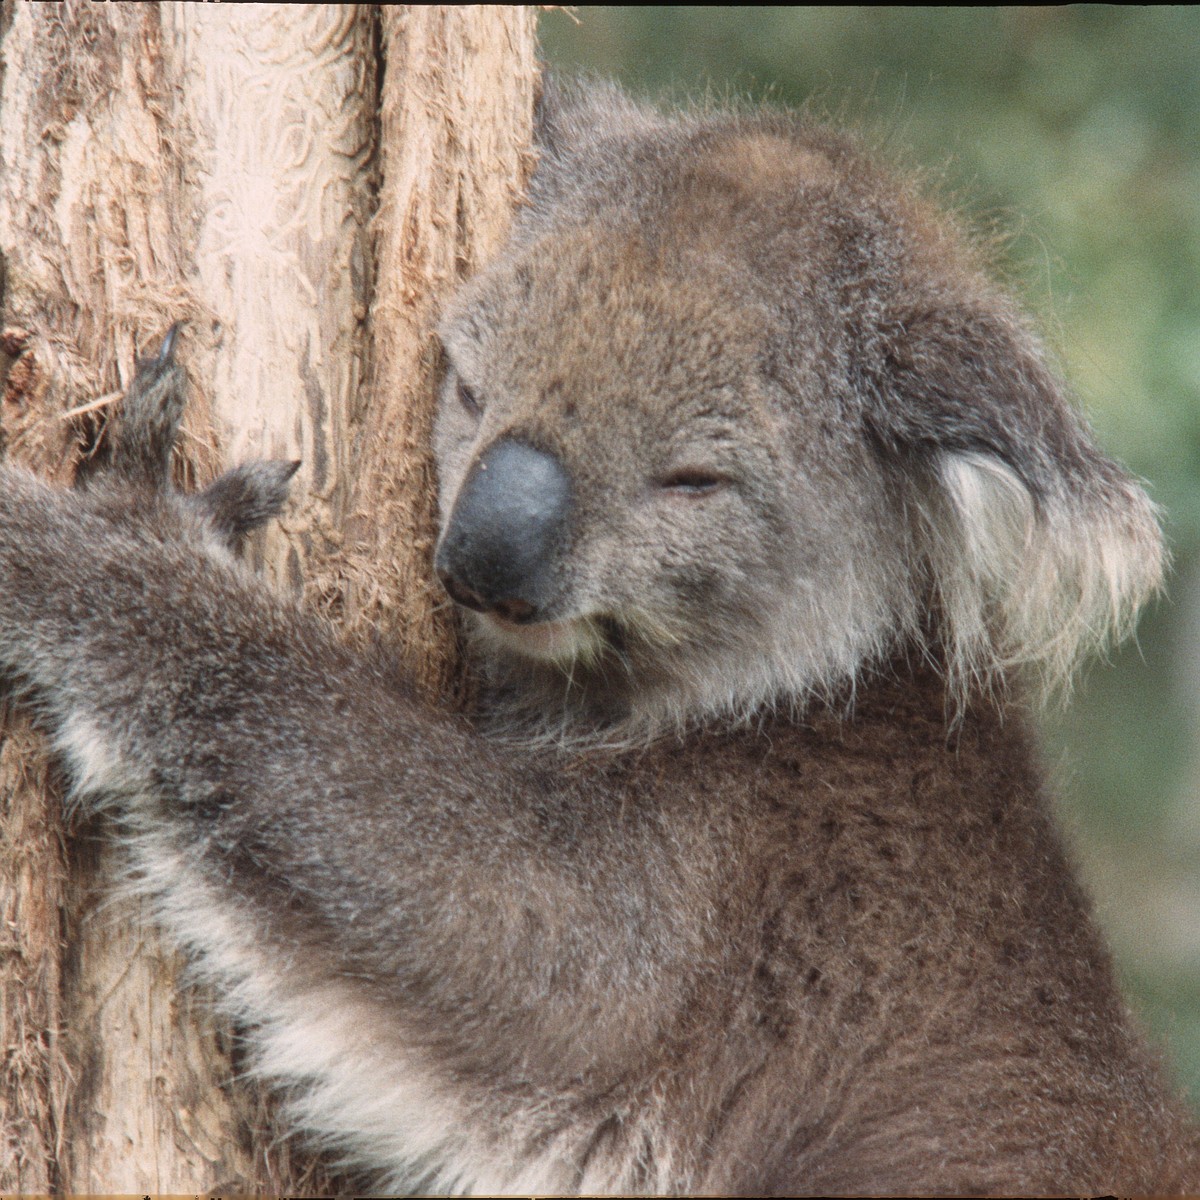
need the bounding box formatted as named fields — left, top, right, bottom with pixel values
left=658, top=468, right=730, bottom=496
left=456, top=379, right=483, bottom=417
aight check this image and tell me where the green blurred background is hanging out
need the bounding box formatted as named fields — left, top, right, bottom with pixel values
left=539, top=6, right=1200, bottom=1107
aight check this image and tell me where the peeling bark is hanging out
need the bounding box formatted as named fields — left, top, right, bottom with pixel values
left=0, top=716, right=66, bottom=1195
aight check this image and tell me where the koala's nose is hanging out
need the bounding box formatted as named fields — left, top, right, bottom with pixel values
left=435, top=439, right=572, bottom=624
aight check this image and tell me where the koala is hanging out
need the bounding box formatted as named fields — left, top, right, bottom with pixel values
left=1, top=81, right=1197, bottom=1195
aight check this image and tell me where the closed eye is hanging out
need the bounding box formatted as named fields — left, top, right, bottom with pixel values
left=456, top=378, right=483, bottom=417
left=658, top=468, right=731, bottom=496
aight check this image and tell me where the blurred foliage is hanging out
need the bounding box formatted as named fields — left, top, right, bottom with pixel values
left=540, top=6, right=1200, bottom=1106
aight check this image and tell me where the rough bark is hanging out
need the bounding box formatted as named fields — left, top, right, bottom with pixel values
left=0, top=2, right=537, bottom=1190
left=345, top=5, right=539, bottom=698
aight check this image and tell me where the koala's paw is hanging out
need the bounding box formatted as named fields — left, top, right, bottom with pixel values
left=79, top=326, right=300, bottom=550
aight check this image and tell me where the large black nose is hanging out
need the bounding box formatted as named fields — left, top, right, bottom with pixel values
left=435, top=439, right=572, bottom=623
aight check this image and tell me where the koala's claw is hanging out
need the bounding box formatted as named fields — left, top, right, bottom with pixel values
left=76, top=325, right=189, bottom=490
left=191, top=459, right=302, bottom=551
left=155, top=322, right=181, bottom=367
left=115, top=326, right=188, bottom=484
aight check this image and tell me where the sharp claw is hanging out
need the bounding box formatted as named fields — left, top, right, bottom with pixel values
left=157, top=323, right=181, bottom=366
left=193, top=459, right=303, bottom=549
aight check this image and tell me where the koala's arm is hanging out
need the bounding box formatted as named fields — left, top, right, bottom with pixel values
left=0, top=344, right=679, bottom=1092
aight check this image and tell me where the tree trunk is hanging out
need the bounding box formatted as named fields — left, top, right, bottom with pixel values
left=0, top=3, right=538, bottom=1190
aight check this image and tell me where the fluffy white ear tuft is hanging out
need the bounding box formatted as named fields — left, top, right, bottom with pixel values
left=924, top=449, right=1165, bottom=703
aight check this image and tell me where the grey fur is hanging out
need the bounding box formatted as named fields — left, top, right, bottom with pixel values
left=0, top=83, right=1194, bottom=1194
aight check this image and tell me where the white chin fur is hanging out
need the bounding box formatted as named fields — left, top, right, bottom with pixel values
left=475, top=611, right=599, bottom=664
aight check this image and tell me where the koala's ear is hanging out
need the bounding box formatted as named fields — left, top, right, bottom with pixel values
left=527, top=78, right=668, bottom=236
left=533, top=75, right=642, bottom=156
left=866, top=297, right=1164, bottom=698
left=532, top=72, right=573, bottom=155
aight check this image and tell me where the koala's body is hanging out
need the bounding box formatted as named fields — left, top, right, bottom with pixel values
left=1, top=83, right=1197, bottom=1194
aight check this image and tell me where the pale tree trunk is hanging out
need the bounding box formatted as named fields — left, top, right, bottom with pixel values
left=0, top=3, right=538, bottom=1191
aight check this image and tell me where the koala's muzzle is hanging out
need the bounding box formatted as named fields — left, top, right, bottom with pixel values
left=435, top=439, right=571, bottom=624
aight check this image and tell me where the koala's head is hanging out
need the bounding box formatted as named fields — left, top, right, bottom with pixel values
left=434, top=84, right=1163, bottom=732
